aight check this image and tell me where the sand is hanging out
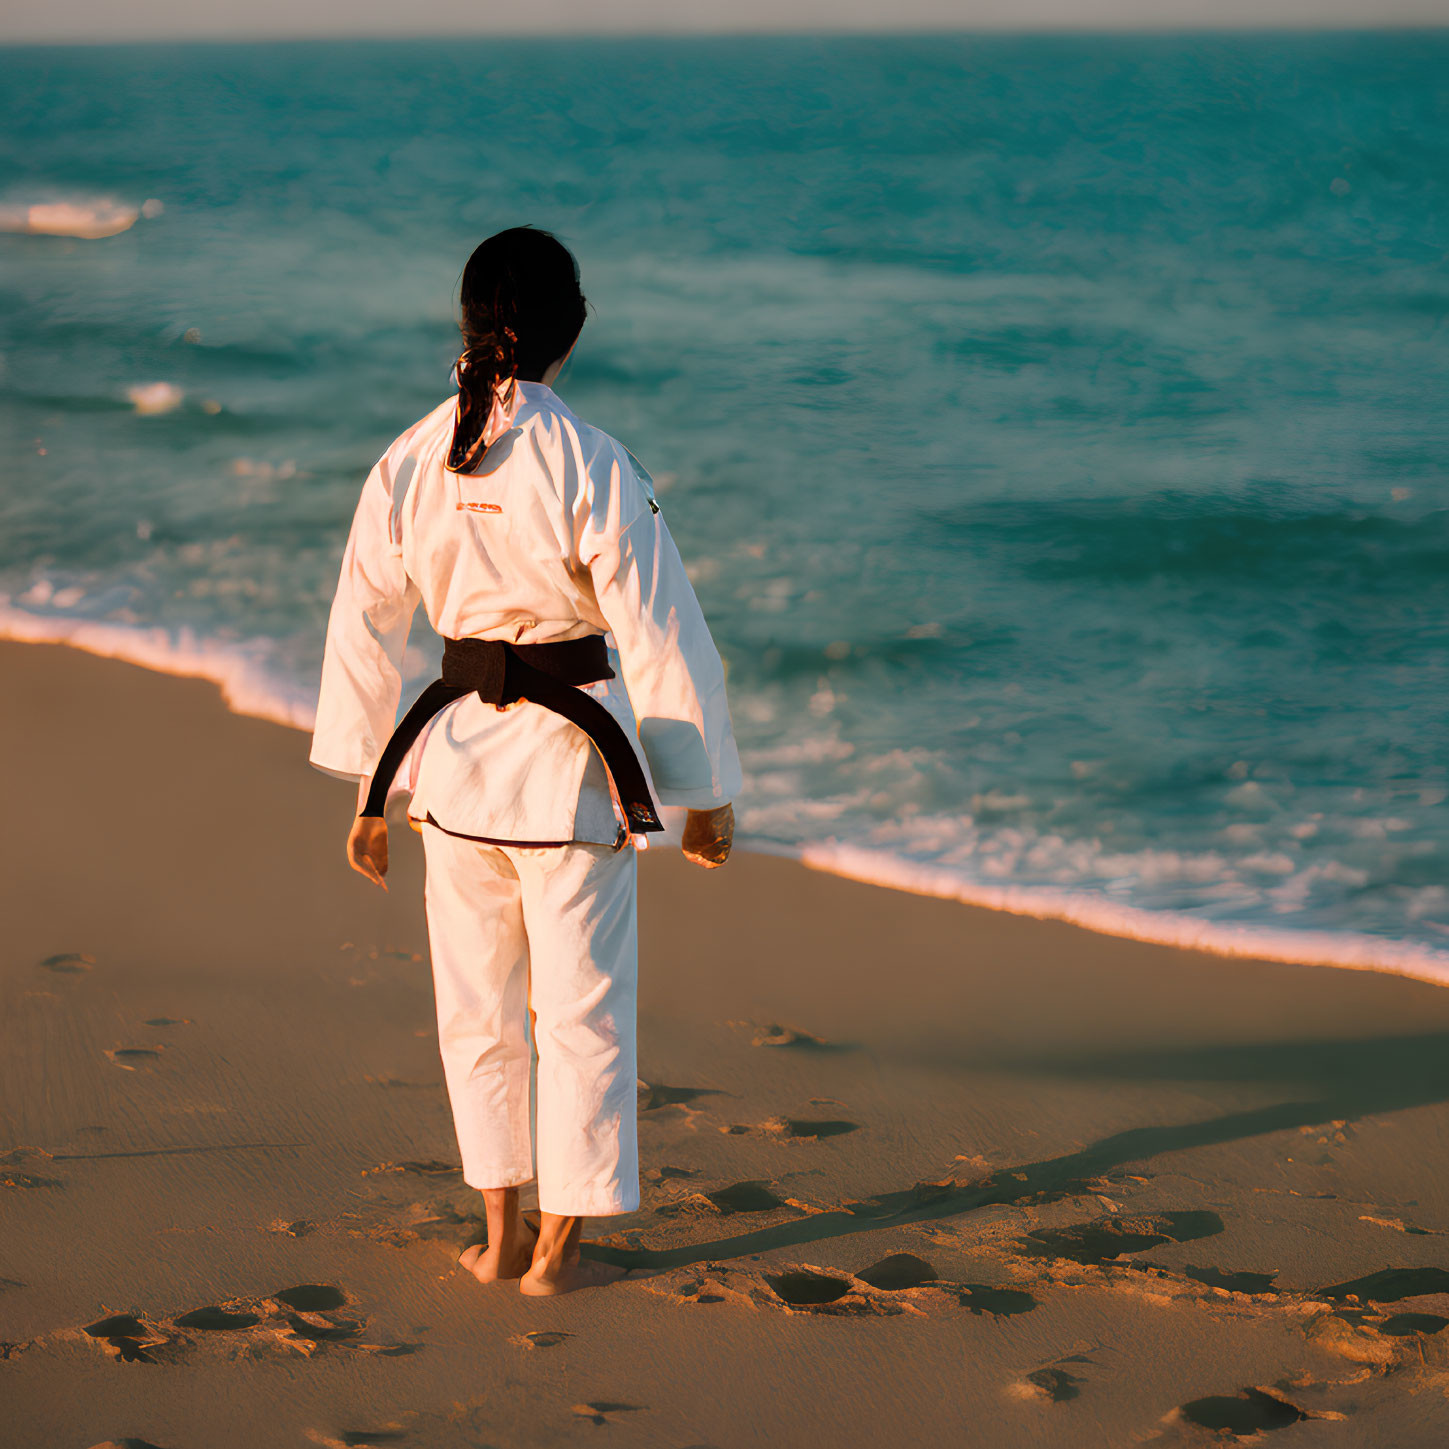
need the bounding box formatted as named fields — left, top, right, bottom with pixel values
left=4, top=637, right=1449, bottom=1448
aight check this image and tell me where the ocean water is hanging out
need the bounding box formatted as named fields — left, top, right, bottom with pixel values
left=2, top=34, right=1447, bottom=977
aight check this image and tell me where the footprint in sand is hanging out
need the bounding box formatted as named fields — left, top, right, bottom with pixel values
left=305, top=1428, right=409, bottom=1447
left=644, top=1164, right=697, bottom=1183
left=856, top=1254, right=938, bottom=1290
left=82, top=1313, right=170, bottom=1363
left=104, top=1047, right=164, bottom=1072
left=767, top=1117, right=858, bottom=1139
left=268, top=1218, right=318, bottom=1237
left=173, top=1305, right=262, bottom=1330
left=249, top=1285, right=364, bottom=1347
left=1023, top=1367, right=1083, bottom=1403
left=958, top=1283, right=1038, bottom=1317
left=654, top=1193, right=724, bottom=1217
left=766, top=1270, right=854, bottom=1307
left=516, top=1330, right=572, bottom=1349
left=84, top=1313, right=151, bottom=1337
left=1184, top=1265, right=1278, bottom=1295
left=1025, top=1210, right=1224, bottom=1265
left=1178, top=1387, right=1307, bottom=1436
left=272, top=1284, right=348, bottom=1312
left=749, top=1022, right=830, bottom=1049
left=1012, top=1351, right=1101, bottom=1404
left=707, top=1181, right=789, bottom=1213
left=77, top=1284, right=415, bottom=1363
left=40, top=952, right=95, bottom=973
left=144, top=1017, right=191, bottom=1027
left=723, top=1117, right=858, bottom=1138
left=270, top=1291, right=417, bottom=1355
left=760, top=1265, right=919, bottom=1315
left=664, top=1263, right=905, bottom=1316
left=1379, top=1312, right=1449, bottom=1336
left=571, top=1402, right=644, bottom=1426
left=362, top=1159, right=462, bottom=1177
left=655, top=1180, right=790, bottom=1218
left=638, top=1081, right=723, bottom=1112
left=674, top=1279, right=729, bottom=1305
left=1320, top=1266, right=1449, bottom=1302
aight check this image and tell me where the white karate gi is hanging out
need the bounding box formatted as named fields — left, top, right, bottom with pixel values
left=309, top=380, right=742, bottom=1214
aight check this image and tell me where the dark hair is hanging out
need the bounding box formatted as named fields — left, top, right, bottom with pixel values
left=447, top=226, right=588, bottom=472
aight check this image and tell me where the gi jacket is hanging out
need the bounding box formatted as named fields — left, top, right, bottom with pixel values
left=309, top=381, right=742, bottom=845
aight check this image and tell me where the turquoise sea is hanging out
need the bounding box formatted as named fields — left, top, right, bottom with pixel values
left=2, top=34, right=1446, bottom=975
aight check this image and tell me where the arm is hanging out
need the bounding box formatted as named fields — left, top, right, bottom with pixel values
left=310, top=447, right=422, bottom=886
left=577, top=446, right=743, bottom=865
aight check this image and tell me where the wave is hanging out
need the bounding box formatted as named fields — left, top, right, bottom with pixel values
left=0, top=605, right=316, bottom=730
left=5, top=606, right=1448, bottom=988
left=0, top=196, right=162, bottom=240
left=775, top=839, right=1449, bottom=988
left=127, top=381, right=186, bottom=415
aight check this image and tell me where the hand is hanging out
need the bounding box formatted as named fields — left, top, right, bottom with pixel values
left=347, top=814, right=389, bottom=890
left=681, top=803, right=734, bottom=869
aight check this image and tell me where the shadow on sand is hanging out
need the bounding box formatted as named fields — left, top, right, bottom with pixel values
left=592, top=1030, right=1449, bottom=1272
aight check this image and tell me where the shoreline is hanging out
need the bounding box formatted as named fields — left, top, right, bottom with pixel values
left=3, top=612, right=1443, bottom=986
left=6, top=636, right=1449, bottom=1446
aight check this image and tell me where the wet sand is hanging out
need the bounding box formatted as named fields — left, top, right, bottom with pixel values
left=4, top=638, right=1449, bottom=1447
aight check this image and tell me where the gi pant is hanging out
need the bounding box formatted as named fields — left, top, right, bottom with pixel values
left=419, top=820, right=640, bottom=1216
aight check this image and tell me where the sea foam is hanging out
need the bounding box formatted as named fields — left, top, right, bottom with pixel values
left=0, top=196, right=161, bottom=239
left=0, top=606, right=316, bottom=730
left=785, top=839, right=1449, bottom=988
left=5, top=608, right=1448, bottom=989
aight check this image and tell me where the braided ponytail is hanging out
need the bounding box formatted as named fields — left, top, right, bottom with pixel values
left=447, top=227, right=587, bottom=473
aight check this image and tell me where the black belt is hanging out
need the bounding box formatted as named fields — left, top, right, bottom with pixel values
left=359, top=634, right=663, bottom=834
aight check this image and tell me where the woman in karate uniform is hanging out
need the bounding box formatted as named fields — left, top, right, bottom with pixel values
left=309, top=227, right=741, bottom=1294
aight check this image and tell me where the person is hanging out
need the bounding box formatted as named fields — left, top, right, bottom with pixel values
left=308, top=226, right=742, bottom=1295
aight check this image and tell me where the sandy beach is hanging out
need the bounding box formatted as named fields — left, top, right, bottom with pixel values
left=4, top=636, right=1449, bottom=1447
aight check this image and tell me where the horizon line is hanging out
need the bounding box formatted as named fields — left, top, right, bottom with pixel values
left=4, top=20, right=1448, bottom=48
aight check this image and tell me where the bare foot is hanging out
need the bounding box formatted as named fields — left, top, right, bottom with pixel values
left=458, top=1219, right=540, bottom=1284
left=519, top=1256, right=630, bottom=1296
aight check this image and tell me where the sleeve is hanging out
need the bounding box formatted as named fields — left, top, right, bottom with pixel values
left=308, top=447, right=422, bottom=803
left=576, top=444, right=743, bottom=810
